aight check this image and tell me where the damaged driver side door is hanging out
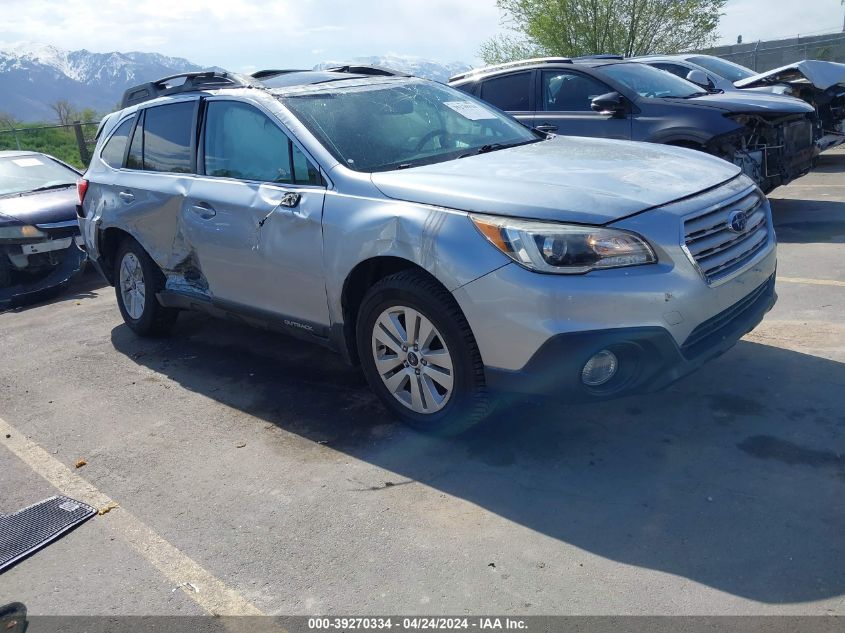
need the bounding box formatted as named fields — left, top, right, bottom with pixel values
left=181, top=98, right=329, bottom=333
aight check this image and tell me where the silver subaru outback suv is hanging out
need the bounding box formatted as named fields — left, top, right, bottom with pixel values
left=79, top=68, right=777, bottom=434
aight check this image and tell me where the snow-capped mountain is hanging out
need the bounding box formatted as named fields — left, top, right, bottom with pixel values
left=314, top=55, right=472, bottom=83
left=0, top=43, right=206, bottom=121
left=0, top=45, right=474, bottom=122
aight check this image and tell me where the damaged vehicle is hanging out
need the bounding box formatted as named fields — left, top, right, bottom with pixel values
left=81, top=69, right=776, bottom=434
left=0, top=151, right=87, bottom=309
left=450, top=58, right=816, bottom=193
left=635, top=54, right=845, bottom=151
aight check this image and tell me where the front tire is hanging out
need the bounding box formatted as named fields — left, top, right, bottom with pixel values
left=357, top=270, right=491, bottom=435
left=114, top=238, right=178, bottom=336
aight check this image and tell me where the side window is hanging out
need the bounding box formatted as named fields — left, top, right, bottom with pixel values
left=203, top=100, right=320, bottom=185
left=651, top=62, right=692, bottom=80
left=99, top=117, right=135, bottom=168
left=291, top=144, right=322, bottom=185
left=142, top=101, right=195, bottom=173
left=480, top=72, right=531, bottom=111
left=542, top=71, right=612, bottom=112
left=126, top=112, right=143, bottom=170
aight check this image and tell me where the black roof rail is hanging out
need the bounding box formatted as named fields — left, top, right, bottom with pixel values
left=119, top=71, right=259, bottom=109
left=250, top=69, right=309, bottom=79
left=252, top=65, right=407, bottom=82
left=322, top=64, right=409, bottom=77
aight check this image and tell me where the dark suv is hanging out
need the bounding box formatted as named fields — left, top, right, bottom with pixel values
left=450, top=58, right=816, bottom=193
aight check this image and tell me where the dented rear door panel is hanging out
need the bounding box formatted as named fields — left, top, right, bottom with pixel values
left=104, top=170, right=190, bottom=272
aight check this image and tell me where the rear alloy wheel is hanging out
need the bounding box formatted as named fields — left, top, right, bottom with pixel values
left=119, top=252, right=146, bottom=320
left=357, top=270, right=491, bottom=435
left=114, top=237, right=178, bottom=336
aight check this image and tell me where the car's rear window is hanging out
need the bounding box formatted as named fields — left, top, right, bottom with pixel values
left=100, top=117, right=135, bottom=168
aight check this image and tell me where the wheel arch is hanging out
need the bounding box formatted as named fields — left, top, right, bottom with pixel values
left=98, top=226, right=137, bottom=285
left=338, top=256, right=455, bottom=365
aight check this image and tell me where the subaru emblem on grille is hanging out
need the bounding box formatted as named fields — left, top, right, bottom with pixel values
left=727, top=209, right=748, bottom=233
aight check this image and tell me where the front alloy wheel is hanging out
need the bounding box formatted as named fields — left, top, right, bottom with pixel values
left=372, top=305, right=454, bottom=414
left=356, top=270, right=491, bottom=435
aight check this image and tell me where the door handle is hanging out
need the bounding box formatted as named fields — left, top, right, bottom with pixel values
left=258, top=193, right=303, bottom=228
left=279, top=192, right=300, bottom=208
left=534, top=124, right=558, bottom=133
left=118, top=190, right=134, bottom=203
left=190, top=202, right=217, bottom=219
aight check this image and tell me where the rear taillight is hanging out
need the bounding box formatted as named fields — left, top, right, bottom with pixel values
left=77, top=178, right=89, bottom=205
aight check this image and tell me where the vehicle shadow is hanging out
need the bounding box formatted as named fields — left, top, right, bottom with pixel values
left=769, top=149, right=845, bottom=244
left=110, top=313, right=845, bottom=604
left=810, top=150, right=845, bottom=174
left=770, top=199, right=845, bottom=244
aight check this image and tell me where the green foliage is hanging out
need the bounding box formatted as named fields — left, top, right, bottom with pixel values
left=0, top=122, right=98, bottom=169
left=481, top=0, right=727, bottom=64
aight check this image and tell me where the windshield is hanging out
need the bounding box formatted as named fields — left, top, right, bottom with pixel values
left=279, top=79, right=539, bottom=172
left=0, top=154, right=78, bottom=197
left=598, top=62, right=703, bottom=98
left=688, top=55, right=756, bottom=83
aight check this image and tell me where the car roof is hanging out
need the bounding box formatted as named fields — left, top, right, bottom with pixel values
left=118, top=67, right=410, bottom=109
left=260, top=70, right=380, bottom=89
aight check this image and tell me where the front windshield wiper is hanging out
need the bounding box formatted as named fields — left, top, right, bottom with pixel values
left=458, top=139, right=540, bottom=159
left=28, top=183, right=76, bottom=193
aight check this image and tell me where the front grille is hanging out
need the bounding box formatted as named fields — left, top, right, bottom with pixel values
left=683, top=188, right=770, bottom=285
left=681, top=274, right=775, bottom=359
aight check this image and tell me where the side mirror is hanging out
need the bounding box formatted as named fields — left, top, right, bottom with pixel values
left=590, top=91, right=625, bottom=116
left=686, top=69, right=714, bottom=91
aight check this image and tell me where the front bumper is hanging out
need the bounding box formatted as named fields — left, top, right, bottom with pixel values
left=0, top=240, right=87, bottom=309
left=483, top=274, right=776, bottom=400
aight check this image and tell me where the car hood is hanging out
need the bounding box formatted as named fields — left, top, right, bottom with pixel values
left=735, top=60, right=845, bottom=91
left=677, top=91, right=815, bottom=114
left=370, top=137, right=740, bottom=224
left=0, top=186, right=78, bottom=226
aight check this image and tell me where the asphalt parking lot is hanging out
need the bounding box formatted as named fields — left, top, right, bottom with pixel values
left=1, top=151, right=844, bottom=616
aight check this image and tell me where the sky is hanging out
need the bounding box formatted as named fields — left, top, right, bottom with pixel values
left=0, top=0, right=843, bottom=71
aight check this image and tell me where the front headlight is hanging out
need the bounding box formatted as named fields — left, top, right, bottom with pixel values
left=0, top=225, right=46, bottom=241
left=470, top=213, right=656, bottom=274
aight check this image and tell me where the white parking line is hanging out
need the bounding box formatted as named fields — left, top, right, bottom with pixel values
left=0, top=415, right=264, bottom=616
left=778, top=276, right=845, bottom=288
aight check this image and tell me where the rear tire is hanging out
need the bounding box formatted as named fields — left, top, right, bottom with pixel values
left=356, top=270, right=491, bottom=435
left=114, top=237, right=178, bottom=336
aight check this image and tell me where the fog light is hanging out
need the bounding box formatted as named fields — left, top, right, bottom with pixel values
left=581, top=350, right=618, bottom=386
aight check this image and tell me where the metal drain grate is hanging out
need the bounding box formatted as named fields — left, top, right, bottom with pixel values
left=0, top=495, right=95, bottom=573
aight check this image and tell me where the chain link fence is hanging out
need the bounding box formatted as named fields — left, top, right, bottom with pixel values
left=705, top=32, right=845, bottom=73
left=0, top=121, right=99, bottom=169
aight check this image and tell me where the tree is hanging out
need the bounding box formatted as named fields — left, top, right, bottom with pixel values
left=79, top=108, right=99, bottom=123
left=480, top=0, right=727, bottom=64
left=50, top=100, right=76, bottom=126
